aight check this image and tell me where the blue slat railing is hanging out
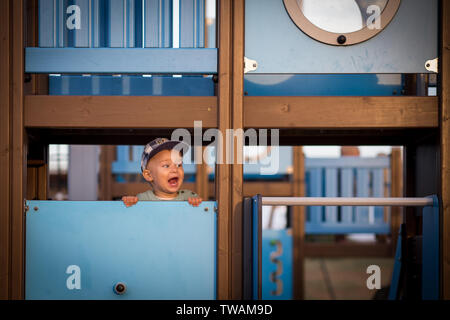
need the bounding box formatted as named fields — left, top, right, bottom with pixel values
left=28, top=0, right=216, bottom=74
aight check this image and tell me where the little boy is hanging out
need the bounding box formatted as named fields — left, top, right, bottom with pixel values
left=122, top=138, right=202, bottom=207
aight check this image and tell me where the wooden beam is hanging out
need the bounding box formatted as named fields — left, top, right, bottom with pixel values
left=11, top=0, right=25, bottom=299
left=230, top=0, right=244, bottom=300
left=390, top=147, right=403, bottom=256
left=0, top=0, right=11, bottom=300
left=441, top=0, right=450, bottom=300
left=195, top=146, right=209, bottom=199
left=304, top=243, right=392, bottom=258
left=292, top=147, right=305, bottom=299
left=216, top=0, right=232, bottom=300
left=244, top=97, right=438, bottom=128
left=24, top=96, right=217, bottom=128
left=242, top=181, right=292, bottom=197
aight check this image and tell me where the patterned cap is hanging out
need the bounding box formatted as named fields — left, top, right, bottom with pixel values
left=140, top=138, right=189, bottom=172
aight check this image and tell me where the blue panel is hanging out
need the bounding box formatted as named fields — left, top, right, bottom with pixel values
left=49, top=75, right=214, bottom=96
left=144, top=0, right=172, bottom=47
left=305, top=223, right=390, bottom=235
left=26, top=48, right=218, bottom=73
left=307, top=168, right=323, bottom=224
left=372, top=168, right=385, bottom=224
left=245, top=0, right=438, bottom=73
left=39, top=0, right=69, bottom=47
left=388, top=225, right=402, bottom=300
left=355, top=169, right=370, bottom=224
left=108, top=0, right=136, bottom=47
left=261, top=229, right=293, bottom=300
left=324, top=168, right=337, bottom=224
left=305, top=157, right=389, bottom=169
left=180, top=0, right=205, bottom=48
left=26, top=200, right=216, bottom=300
left=244, top=74, right=404, bottom=96
left=422, top=196, right=439, bottom=300
left=252, top=196, right=260, bottom=299
left=340, top=168, right=354, bottom=223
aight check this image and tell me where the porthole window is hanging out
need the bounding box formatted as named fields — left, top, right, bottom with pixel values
left=283, top=0, right=401, bottom=46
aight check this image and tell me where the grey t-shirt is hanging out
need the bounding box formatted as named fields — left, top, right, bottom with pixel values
left=137, top=189, right=199, bottom=201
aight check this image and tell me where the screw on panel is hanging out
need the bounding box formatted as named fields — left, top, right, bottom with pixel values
left=204, top=207, right=209, bottom=212
left=34, top=207, right=38, bottom=211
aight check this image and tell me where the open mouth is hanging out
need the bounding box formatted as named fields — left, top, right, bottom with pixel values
left=168, top=177, right=179, bottom=187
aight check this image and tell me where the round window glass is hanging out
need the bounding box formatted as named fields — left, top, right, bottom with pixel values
left=298, top=0, right=388, bottom=34
left=284, top=0, right=400, bottom=45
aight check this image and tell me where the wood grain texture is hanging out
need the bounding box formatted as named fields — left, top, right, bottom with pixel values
left=390, top=147, right=403, bottom=256
left=244, top=96, right=438, bottom=128
left=216, top=0, right=232, bottom=300
left=292, top=147, right=305, bottom=299
left=24, top=96, right=217, bottom=128
left=0, top=0, right=11, bottom=300
left=11, top=0, right=25, bottom=299
left=441, top=0, right=450, bottom=300
left=231, top=0, right=244, bottom=299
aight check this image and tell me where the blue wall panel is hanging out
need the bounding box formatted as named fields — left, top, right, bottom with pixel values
left=261, top=229, right=293, bottom=300
left=26, top=200, right=216, bottom=300
left=245, top=0, right=438, bottom=73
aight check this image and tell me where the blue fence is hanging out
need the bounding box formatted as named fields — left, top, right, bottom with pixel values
left=305, top=157, right=390, bottom=234
left=26, top=200, right=217, bottom=299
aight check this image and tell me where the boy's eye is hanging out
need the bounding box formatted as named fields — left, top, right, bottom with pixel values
left=162, top=164, right=169, bottom=168
left=177, top=163, right=182, bottom=168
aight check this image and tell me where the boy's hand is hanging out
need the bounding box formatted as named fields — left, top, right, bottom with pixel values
left=188, top=197, right=202, bottom=207
left=122, top=196, right=139, bottom=207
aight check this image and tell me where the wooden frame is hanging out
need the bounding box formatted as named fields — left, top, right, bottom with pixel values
left=24, top=96, right=437, bottom=129
left=1, top=0, right=448, bottom=300
left=441, top=0, right=450, bottom=300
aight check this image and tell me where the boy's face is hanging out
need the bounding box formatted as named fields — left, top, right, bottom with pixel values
left=142, top=149, right=184, bottom=197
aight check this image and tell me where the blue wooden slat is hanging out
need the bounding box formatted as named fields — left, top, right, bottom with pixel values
left=308, top=168, right=323, bottom=224
left=355, top=169, right=370, bottom=224
left=144, top=0, right=172, bottom=47
left=305, top=157, right=390, bottom=169
left=422, top=196, right=440, bottom=300
left=324, top=168, right=338, bottom=224
left=340, top=168, right=354, bottom=223
left=25, top=200, right=216, bottom=300
left=108, top=0, right=135, bottom=47
left=180, top=0, right=205, bottom=48
left=305, top=223, right=390, bottom=234
left=261, top=229, right=293, bottom=300
left=50, top=75, right=214, bottom=95
left=26, top=47, right=217, bottom=73
left=244, top=74, right=404, bottom=96
left=373, top=168, right=385, bottom=224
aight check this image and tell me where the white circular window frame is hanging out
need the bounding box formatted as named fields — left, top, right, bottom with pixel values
left=283, top=0, right=401, bottom=46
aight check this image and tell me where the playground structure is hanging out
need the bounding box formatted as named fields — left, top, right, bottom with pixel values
left=0, top=0, right=449, bottom=300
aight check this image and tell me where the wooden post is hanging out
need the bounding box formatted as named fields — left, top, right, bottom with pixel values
left=216, top=0, right=232, bottom=299
left=216, top=0, right=244, bottom=299
left=441, top=0, right=450, bottom=300
left=195, top=146, right=209, bottom=199
left=98, top=146, right=114, bottom=200
left=0, top=0, right=11, bottom=300
left=390, top=147, right=403, bottom=255
left=11, top=0, right=26, bottom=299
left=231, top=0, right=244, bottom=300
left=292, top=147, right=305, bottom=299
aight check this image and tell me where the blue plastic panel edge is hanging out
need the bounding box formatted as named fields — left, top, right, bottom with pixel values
left=26, top=48, right=218, bottom=74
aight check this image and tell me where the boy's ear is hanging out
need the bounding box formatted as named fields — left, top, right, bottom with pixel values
left=142, top=169, right=153, bottom=182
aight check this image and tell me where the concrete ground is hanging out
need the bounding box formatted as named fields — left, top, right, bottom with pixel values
left=304, top=258, right=395, bottom=300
